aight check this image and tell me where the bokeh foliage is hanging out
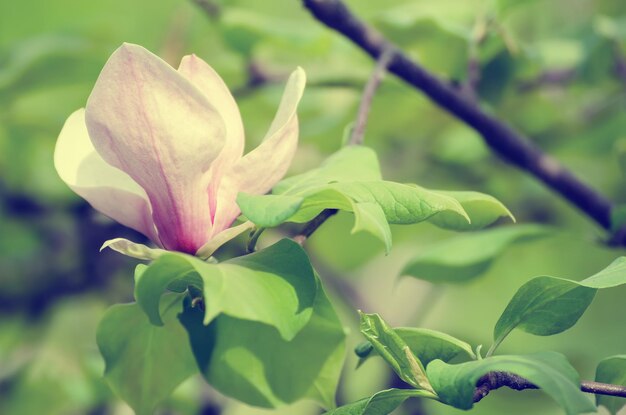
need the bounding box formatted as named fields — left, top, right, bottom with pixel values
left=1, top=0, right=626, bottom=414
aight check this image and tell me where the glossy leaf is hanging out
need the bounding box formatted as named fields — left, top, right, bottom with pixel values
left=273, top=145, right=383, bottom=195
left=179, top=278, right=345, bottom=409
left=135, top=239, right=317, bottom=341
left=427, top=190, right=515, bottom=230
left=324, top=388, right=434, bottom=415
left=595, top=355, right=626, bottom=414
left=401, top=225, right=551, bottom=283
left=351, top=201, right=393, bottom=253
left=239, top=145, right=512, bottom=252
left=395, top=328, right=476, bottom=365
left=359, top=313, right=436, bottom=394
left=96, top=296, right=196, bottom=415
left=492, top=257, right=626, bottom=353
left=236, top=193, right=303, bottom=228
left=358, top=327, right=475, bottom=368
left=427, top=352, right=595, bottom=415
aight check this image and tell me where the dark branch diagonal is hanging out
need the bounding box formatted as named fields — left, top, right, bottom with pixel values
left=473, top=371, right=626, bottom=403
left=302, top=0, right=616, bottom=235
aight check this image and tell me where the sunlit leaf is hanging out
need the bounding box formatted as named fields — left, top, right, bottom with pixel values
left=179, top=278, right=345, bottom=409
left=96, top=296, right=196, bottom=415
left=135, top=239, right=317, bottom=341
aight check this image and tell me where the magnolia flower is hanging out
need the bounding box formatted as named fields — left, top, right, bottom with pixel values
left=55, top=43, right=305, bottom=258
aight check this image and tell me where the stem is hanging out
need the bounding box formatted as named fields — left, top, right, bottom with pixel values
left=293, top=209, right=338, bottom=245
left=246, top=227, right=265, bottom=253
left=349, top=46, right=395, bottom=145
left=473, top=371, right=626, bottom=402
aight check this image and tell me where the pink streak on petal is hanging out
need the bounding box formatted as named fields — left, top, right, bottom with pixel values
left=178, top=54, right=245, bottom=224
left=85, top=43, right=226, bottom=253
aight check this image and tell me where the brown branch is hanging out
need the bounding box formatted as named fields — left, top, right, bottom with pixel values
left=473, top=371, right=626, bottom=403
left=349, top=46, right=395, bottom=145
left=191, top=0, right=221, bottom=19
left=302, top=0, right=617, bottom=235
left=293, top=208, right=338, bottom=245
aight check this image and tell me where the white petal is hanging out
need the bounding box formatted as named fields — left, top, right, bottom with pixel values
left=178, top=54, right=244, bottom=166
left=55, top=109, right=159, bottom=243
left=85, top=43, right=226, bottom=253
left=101, top=238, right=167, bottom=261
left=211, top=67, right=306, bottom=232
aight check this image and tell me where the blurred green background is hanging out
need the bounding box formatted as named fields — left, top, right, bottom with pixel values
left=1, top=0, right=626, bottom=414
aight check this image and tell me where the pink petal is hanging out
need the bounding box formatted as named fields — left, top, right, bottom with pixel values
left=85, top=43, right=226, bottom=253
left=55, top=109, right=159, bottom=243
left=177, top=54, right=245, bottom=221
left=211, top=67, right=306, bottom=233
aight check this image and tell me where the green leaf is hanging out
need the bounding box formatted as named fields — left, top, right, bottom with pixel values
left=96, top=296, right=196, bottom=415
left=595, top=355, right=626, bottom=414
left=401, top=225, right=551, bottom=283
left=330, top=182, right=469, bottom=225
left=394, top=328, right=476, bottom=365
left=273, top=146, right=383, bottom=195
left=358, top=327, right=475, bottom=368
left=428, top=191, right=515, bottom=231
left=240, top=145, right=511, bottom=253
left=427, top=352, right=596, bottom=415
left=133, top=258, right=199, bottom=326
left=492, top=257, right=626, bottom=353
left=359, top=313, right=436, bottom=394
left=236, top=193, right=303, bottom=228
left=324, top=388, right=434, bottom=415
left=135, top=239, right=317, bottom=341
left=352, top=202, right=393, bottom=254
left=494, top=277, right=595, bottom=342
left=179, top=278, right=345, bottom=409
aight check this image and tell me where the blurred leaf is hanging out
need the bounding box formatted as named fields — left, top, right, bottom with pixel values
left=135, top=239, right=317, bottom=341
left=427, top=352, right=595, bottom=414
left=179, top=278, right=345, bottom=409
left=96, top=296, right=196, bottom=415
left=359, top=313, right=436, bottom=394
left=323, top=388, right=433, bottom=415
left=0, top=35, right=89, bottom=92
left=220, top=8, right=319, bottom=55
left=375, top=1, right=473, bottom=79
left=492, top=257, right=626, bottom=353
left=595, top=355, right=626, bottom=414
left=1, top=299, right=108, bottom=415
left=401, top=225, right=550, bottom=283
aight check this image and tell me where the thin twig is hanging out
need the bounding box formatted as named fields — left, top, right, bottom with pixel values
left=473, top=371, right=626, bottom=403
left=191, top=0, right=221, bottom=19
left=302, top=0, right=618, bottom=238
left=349, top=46, right=395, bottom=145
